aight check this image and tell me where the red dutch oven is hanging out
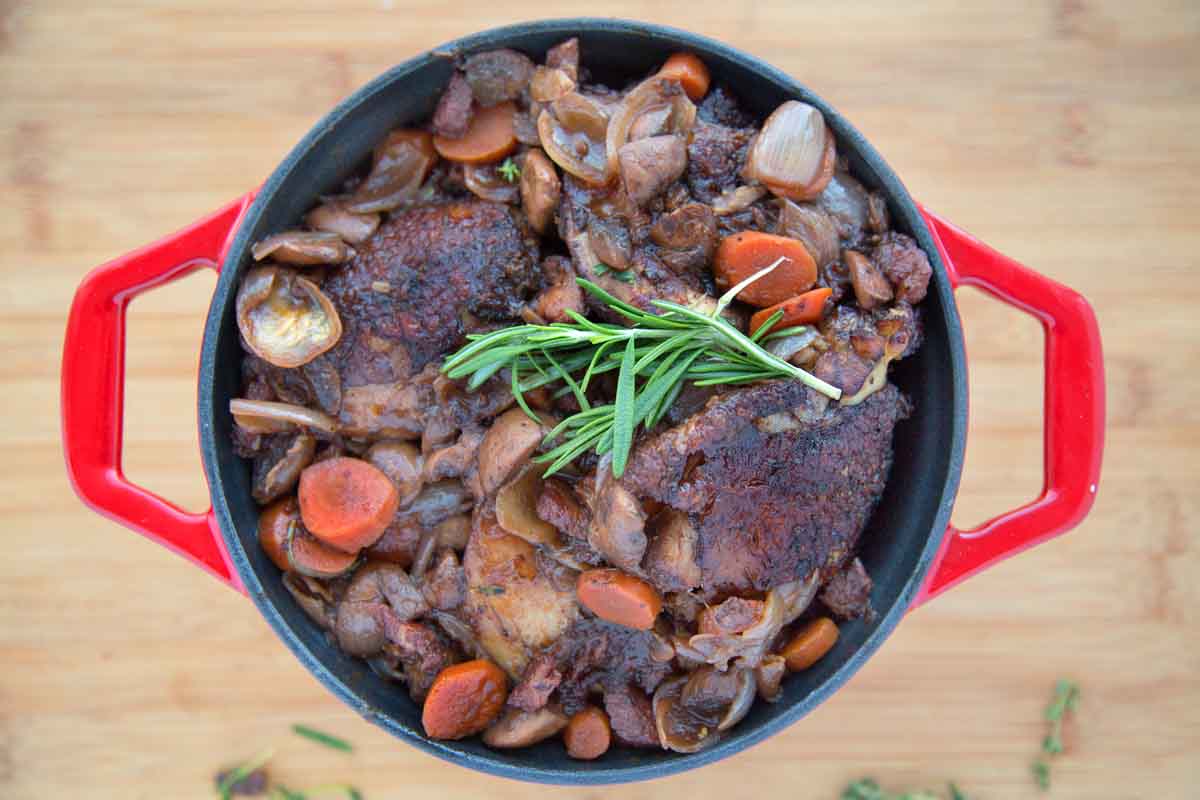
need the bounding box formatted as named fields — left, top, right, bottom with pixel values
left=61, top=19, right=1104, bottom=785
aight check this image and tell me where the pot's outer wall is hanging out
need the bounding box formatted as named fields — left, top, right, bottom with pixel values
left=199, top=19, right=967, bottom=784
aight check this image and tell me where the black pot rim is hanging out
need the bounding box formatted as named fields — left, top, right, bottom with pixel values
left=199, top=17, right=968, bottom=785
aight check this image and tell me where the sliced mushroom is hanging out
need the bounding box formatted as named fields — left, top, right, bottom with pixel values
left=649, top=202, right=717, bottom=275
left=711, top=185, right=767, bottom=216
left=335, top=562, right=429, bottom=657
left=816, top=170, right=870, bottom=243
left=745, top=101, right=836, bottom=202
left=519, top=149, right=561, bottom=234
left=617, top=135, right=687, bottom=207
left=606, top=76, right=696, bottom=180
left=587, top=216, right=632, bottom=271
left=422, top=429, right=484, bottom=484
left=530, top=66, right=575, bottom=103
left=344, top=130, right=438, bottom=214
left=476, top=408, right=551, bottom=496
left=845, top=250, right=893, bottom=310
left=496, top=465, right=560, bottom=547
left=230, top=398, right=338, bottom=435
left=532, top=257, right=583, bottom=323
left=405, top=480, right=473, bottom=528
left=304, top=202, right=380, bottom=245
left=587, top=464, right=647, bottom=573
left=464, top=162, right=520, bottom=204
left=537, top=93, right=611, bottom=185
left=482, top=705, right=569, bottom=749
left=251, top=231, right=353, bottom=266
left=433, top=514, right=471, bottom=551
left=545, top=37, right=580, bottom=81
left=235, top=266, right=342, bottom=369
left=365, top=440, right=425, bottom=508
left=462, top=48, right=535, bottom=107
left=780, top=199, right=840, bottom=268
left=252, top=432, right=315, bottom=504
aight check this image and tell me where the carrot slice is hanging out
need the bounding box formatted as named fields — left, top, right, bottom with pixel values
left=286, top=525, right=359, bottom=579
left=713, top=231, right=818, bottom=308
left=563, top=705, right=612, bottom=760
left=257, top=496, right=300, bottom=572
left=433, top=101, right=517, bottom=164
left=576, top=568, right=663, bottom=630
left=781, top=617, right=839, bottom=671
left=749, top=287, right=833, bottom=335
left=658, top=52, right=711, bottom=102
left=422, top=659, right=509, bottom=740
left=298, top=457, right=399, bottom=554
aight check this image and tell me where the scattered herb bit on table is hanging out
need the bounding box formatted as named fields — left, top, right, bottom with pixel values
left=1033, top=678, right=1080, bottom=790
left=841, top=778, right=967, bottom=800
left=292, top=724, right=354, bottom=753
left=442, top=259, right=842, bottom=478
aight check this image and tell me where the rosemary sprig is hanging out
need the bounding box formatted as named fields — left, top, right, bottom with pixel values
left=442, top=258, right=841, bottom=477
left=497, top=157, right=520, bottom=183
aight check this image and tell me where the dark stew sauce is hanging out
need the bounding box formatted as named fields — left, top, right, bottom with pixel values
left=230, top=39, right=932, bottom=755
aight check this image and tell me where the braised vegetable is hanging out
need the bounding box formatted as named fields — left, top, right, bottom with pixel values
left=745, top=100, right=836, bottom=201
left=658, top=52, right=711, bottom=102
left=563, top=706, right=612, bottom=760
left=298, top=458, right=400, bottom=553
left=748, top=287, right=833, bottom=335
left=433, top=102, right=518, bottom=164
left=258, top=496, right=301, bottom=572
left=713, top=231, right=818, bottom=307
left=577, top=568, right=663, bottom=630
left=286, top=523, right=359, bottom=579
left=443, top=265, right=841, bottom=478
left=780, top=616, right=839, bottom=671
left=251, top=231, right=354, bottom=266
left=421, top=659, right=508, bottom=740
left=235, top=266, right=342, bottom=369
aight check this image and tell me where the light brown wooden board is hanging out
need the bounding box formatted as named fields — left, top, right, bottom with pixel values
left=2, top=1, right=1197, bottom=797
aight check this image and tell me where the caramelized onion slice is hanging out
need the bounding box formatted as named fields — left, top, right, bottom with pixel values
left=537, top=94, right=611, bottom=185
left=344, top=130, right=438, bottom=214
left=745, top=101, right=836, bottom=202
left=235, top=265, right=342, bottom=368
left=230, top=398, right=338, bottom=435
left=251, top=231, right=353, bottom=266
left=305, top=203, right=380, bottom=245
left=464, top=162, right=520, bottom=204
left=605, top=76, right=696, bottom=180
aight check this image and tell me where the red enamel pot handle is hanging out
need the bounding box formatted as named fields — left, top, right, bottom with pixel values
left=61, top=193, right=257, bottom=591
left=912, top=208, right=1105, bottom=606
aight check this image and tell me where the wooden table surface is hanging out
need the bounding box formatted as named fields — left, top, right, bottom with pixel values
left=3, top=1, right=1197, bottom=797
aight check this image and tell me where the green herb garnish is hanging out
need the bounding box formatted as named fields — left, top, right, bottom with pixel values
left=217, top=748, right=274, bottom=799
left=1032, top=679, right=1080, bottom=790
left=292, top=724, right=353, bottom=753
left=842, top=778, right=966, bottom=800
left=442, top=258, right=841, bottom=478
left=592, top=262, right=635, bottom=282
left=497, top=157, right=520, bottom=183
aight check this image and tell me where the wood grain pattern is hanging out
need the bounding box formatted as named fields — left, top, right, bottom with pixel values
left=2, top=1, right=1197, bottom=797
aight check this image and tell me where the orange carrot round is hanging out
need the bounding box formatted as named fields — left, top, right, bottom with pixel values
left=286, top=525, right=359, bottom=579
left=422, top=659, right=509, bottom=740
left=433, top=101, right=517, bottom=164
left=258, top=496, right=300, bottom=572
left=781, top=617, right=839, bottom=671
left=713, top=231, right=818, bottom=308
left=749, top=287, right=834, bottom=335
left=563, top=705, right=612, bottom=760
left=576, top=568, right=663, bottom=630
left=298, top=457, right=399, bottom=554
left=658, top=52, right=711, bottom=102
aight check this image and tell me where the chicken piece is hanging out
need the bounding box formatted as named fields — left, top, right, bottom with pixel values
left=604, top=684, right=660, bottom=748
left=322, top=201, right=540, bottom=388
left=462, top=509, right=581, bottom=678
left=618, top=380, right=910, bottom=598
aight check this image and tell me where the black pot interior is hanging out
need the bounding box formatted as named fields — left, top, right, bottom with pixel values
left=200, top=19, right=966, bottom=784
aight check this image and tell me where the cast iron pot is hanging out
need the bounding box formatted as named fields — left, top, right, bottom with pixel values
left=62, top=19, right=1105, bottom=784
